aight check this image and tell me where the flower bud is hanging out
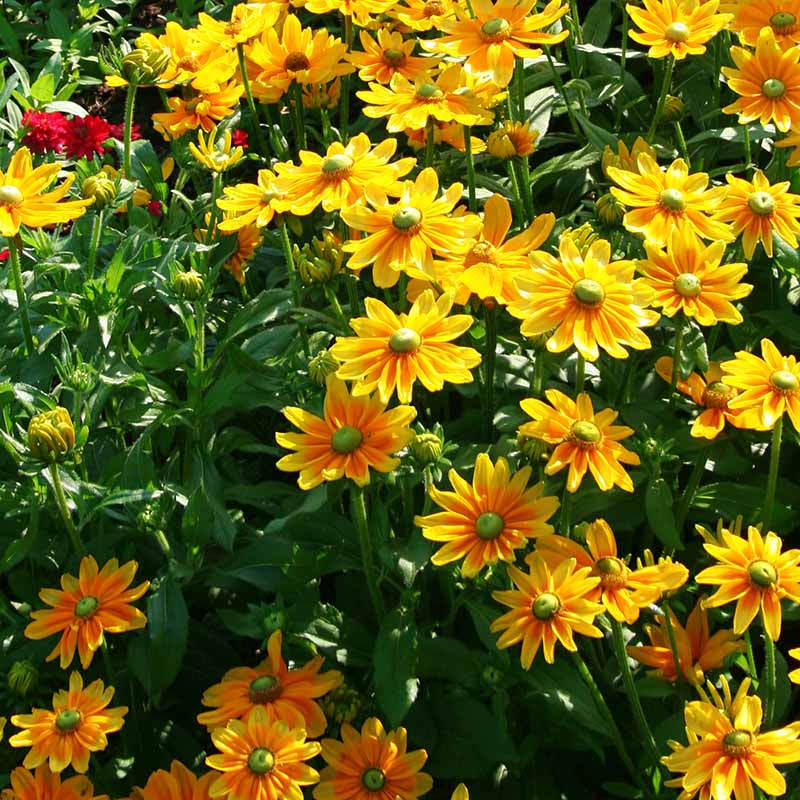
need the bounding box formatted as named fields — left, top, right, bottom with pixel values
left=302, top=78, right=341, bottom=110
left=295, top=230, right=346, bottom=285
left=122, top=44, right=170, bottom=84
left=487, top=121, right=538, bottom=159
left=516, top=433, right=548, bottom=463
left=595, top=192, right=625, bottom=225
left=410, top=431, right=443, bottom=465
left=28, top=407, right=75, bottom=462
left=82, top=173, right=117, bottom=210
left=173, top=269, right=205, bottom=300
left=662, top=94, right=684, bottom=122
left=320, top=683, right=361, bottom=726
left=308, top=349, right=340, bottom=385
left=8, top=660, right=38, bottom=697
left=560, top=223, right=599, bottom=258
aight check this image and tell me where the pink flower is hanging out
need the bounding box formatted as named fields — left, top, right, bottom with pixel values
left=21, top=110, right=68, bottom=153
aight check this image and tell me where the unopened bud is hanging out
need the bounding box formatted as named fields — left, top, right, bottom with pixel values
left=173, top=269, right=205, bottom=300
left=28, top=407, right=75, bottom=462
left=595, top=192, right=625, bottom=225
left=8, top=660, right=38, bottom=696
left=82, top=173, right=117, bottom=210
left=410, top=431, right=442, bottom=465
left=308, top=349, right=340, bottom=385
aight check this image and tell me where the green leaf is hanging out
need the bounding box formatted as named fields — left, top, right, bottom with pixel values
left=417, top=636, right=484, bottom=688
left=373, top=606, right=419, bottom=726
left=574, top=112, right=618, bottom=151
left=582, top=0, right=614, bottom=46
left=645, top=477, right=681, bottom=549
left=29, top=72, right=55, bottom=104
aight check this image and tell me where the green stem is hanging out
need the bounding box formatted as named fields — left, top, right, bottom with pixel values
left=513, top=56, right=526, bottom=121
left=532, top=351, right=545, bottom=396
left=661, top=598, right=683, bottom=683
left=204, top=173, right=223, bottom=250
left=575, top=353, right=585, bottom=396
left=762, top=610, right=776, bottom=726
left=340, top=14, right=353, bottom=142
left=512, top=158, right=534, bottom=224
left=674, top=450, right=706, bottom=532
left=424, top=117, right=435, bottom=169
left=324, top=284, right=349, bottom=332
left=762, top=414, right=783, bottom=532
left=123, top=83, right=138, bottom=179
left=646, top=56, right=674, bottom=143
left=560, top=480, right=572, bottom=536
left=351, top=485, right=385, bottom=620
left=86, top=210, right=104, bottom=279
left=669, top=315, right=685, bottom=407
left=237, top=43, right=269, bottom=158
left=506, top=159, right=526, bottom=222
left=568, top=0, right=583, bottom=43
left=484, top=303, right=497, bottom=442
left=611, top=619, right=664, bottom=777
left=743, top=124, right=753, bottom=171
left=544, top=47, right=582, bottom=138
left=48, top=462, right=83, bottom=554
left=614, top=2, right=629, bottom=133
left=291, top=81, right=306, bottom=150
left=744, top=629, right=758, bottom=680
left=463, top=126, right=476, bottom=212
left=279, top=219, right=310, bottom=357
left=674, top=121, right=690, bottom=167
left=8, top=236, right=34, bottom=357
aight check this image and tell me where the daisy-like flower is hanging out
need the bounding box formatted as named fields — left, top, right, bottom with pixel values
left=696, top=525, right=800, bottom=641
left=721, top=337, right=800, bottom=430
left=637, top=229, right=752, bottom=325
left=722, top=26, right=800, bottom=132
left=714, top=168, right=800, bottom=258
left=24, top=556, right=149, bottom=670
left=420, top=0, right=569, bottom=87
left=152, top=83, right=244, bottom=140
left=217, top=169, right=287, bottom=232
left=629, top=599, right=744, bottom=684
left=655, top=357, right=767, bottom=438
left=314, top=718, right=431, bottom=800
left=154, top=22, right=239, bottom=91
left=131, top=761, right=215, bottom=800
left=194, top=4, right=281, bottom=50
left=519, top=390, right=641, bottom=493
left=9, top=672, right=127, bottom=773
left=0, top=147, right=92, bottom=237
left=197, top=630, right=342, bottom=735
left=491, top=556, right=604, bottom=666
left=662, top=691, right=800, bottom=799
left=206, top=707, right=321, bottom=800
left=390, top=0, right=459, bottom=31
left=276, top=377, right=416, bottom=490
left=189, top=125, right=245, bottom=173
left=775, top=126, right=800, bottom=165
left=405, top=120, right=488, bottom=155
left=601, top=136, right=657, bottom=176
left=627, top=0, right=732, bottom=60
left=340, top=167, right=481, bottom=288
left=534, top=519, right=688, bottom=623
left=331, top=290, right=481, bottom=402
left=346, top=29, right=438, bottom=84
left=273, top=133, right=416, bottom=216
left=607, top=153, right=731, bottom=246
left=357, top=65, right=492, bottom=133
left=486, top=120, right=538, bottom=159
left=508, top=237, right=659, bottom=361
left=414, top=453, right=559, bottom=577
left=731, top=0, right=800, bottom=48
left=303, top=0, right=395, bottom=25
left=6, top=765, right=108, bottom=800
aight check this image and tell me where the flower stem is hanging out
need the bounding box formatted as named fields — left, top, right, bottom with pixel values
left=340, top=14, right=353, bottom=143
left=48, top=462, right=83, bottom=554
left=674, top=121, right=690, bottom=167
left=86, top=209, right=104, bottom=279
left=351, top=484, right=385, bottom=621
left=544, top=46, right=582, bottom=139
left=646, top=55, right=674, bottom=143
left=123, top=83, right=138, bottom=179
left=324, top=284, right=349, bottom=332
left=204, top=172, right=223, bottom=250
left=424, top=117, right=435, bottom=169
left=669, top=315, right=685, bottom=408
left=513, top=56, right=526, bottom=121
left=661, top=598, right=683, bottom=683
left=743, top=124, right=753, bottom=172
left=744, top=629, right=758, bottom=679
left=484, top=303, right=497, bottom=441
left=237, top=43, right=269, bottom=158
left=463, top=126, right=477, bottom=212
left=614, top=1, right=629, bottom=133
left=8, top=235, right=34, bottom=357
left=560, top=480, right=572, bottom=536
left=762, top=414, right=782, bottom=532
left=575, top=353, right=585, bottom=396
left=762, top=609, right=776, bottom=726
left=506, top=159, right=526, bottom=222
left=278, top=218, right=310, bottom=357
left=512, top=158, right=534, bottom=224
left=674, top=449, right=706, bottom=531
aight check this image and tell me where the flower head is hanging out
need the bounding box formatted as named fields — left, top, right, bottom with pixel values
left=347, top=29, right=438, bottom=84
left=62, top=116, right=112, bottom=160
left=486, top=120, right=538, bottom=158
left=131, top=761, right=215, bottom=800
left=189, top=125, right=244, bottom=173
left=152, top=83, right=244, bottom=140
left=217, top=169, right=287, bottom=232
left=390, top=0, right=459, bottom=31
left=21, top=111, right=68, bottom=154
left=5, top=765, right=108, bottom=800
left=731, top=0, right=800, bottom=48
left=601, top=136, right=657, bottom=176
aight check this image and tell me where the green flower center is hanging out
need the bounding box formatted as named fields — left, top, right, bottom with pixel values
left=247, top=748, right=275, bottom=774
left=659, top=188, right=687, bottom=211
left=480, top=17, right=512, bottom=39
left=331, top=425, right=363, bottom=454
left=389, top=327, right=422, bottom=353
left=770, top=369, right=799, bottom=392
left=572, top=278, right=606, bottom=306
left=664, top=21, right=690, bottom=42
left=392, top=206, right=423, bottom=231
left=55, top=709, right=81, bottom=733
left=570, top=420, right=602, bottom=445
left=0, top=185, right=23, bottom=207
left=532, top=592, right=561, bottom=621
left=673, top=273, right=702, bottom=297
left=747, top=191, right=776, bottom=216
left=248, top=674, right=282, bottom=704
left=762, top=78, right=786, bottom=98
left=383, top=48, right=407, bottom=66
left=362, top=768, right=386, bottom=791
left=74, top=596, right=99, bottom=618
left=416, top=82, right=444, bottom=100
left=322, top=154, right=354, bottom=176
left=771, top=10, right=797, bottom=29
left=703, top=381, right=734, bottom=408
left=475, top=512, right=504, bottom=540
left=722, top=729, right=755, bottom=756
left=748, top=559, right=778, bottom=588
left=285, top=51, right=310, bottom=72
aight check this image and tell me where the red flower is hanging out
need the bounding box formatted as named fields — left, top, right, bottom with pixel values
left=0, top=249, right=9, bottom=262
left=231, top=129, right=249, bottom=149
left=147, top=200, right=163, bottom=217
left=108, top=121, right=142, bottom=141
left=63, top=115, right=112, bottom=160
left=21, top=110, right=68, bottom=154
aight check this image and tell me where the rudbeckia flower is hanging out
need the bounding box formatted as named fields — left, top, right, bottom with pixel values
left=217, top=169, right=288, bottom=232
left=486, top=120, right=538, bottom=159
left=155, top=22, right=239, bottom=91
left=197, top=630, right=342, bottom=736
left=730, top=0, right=800, bottom=49
left=194, top=3, right=280, bottom=50
left=415, top=453, right=559, bottom=577
left=189, top=125, right=244, bottom=173
left=303, top=0, right=395, bottom=25
left=390, top=0, right=459, bottom=31
left=152, top=82, right=244, bottom=139
left=346, top=29, right=438, bottom=85
left=131, top=761, right=215, bottom=800
left=313, top=717, right=432, bottom=800
left=7, top=765, right=107, bottom=800
left=601, top=136, right=657, bottom=176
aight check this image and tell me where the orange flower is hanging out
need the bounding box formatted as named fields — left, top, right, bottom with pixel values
left=714, top=168, right=800, bottom=258
left=340, top=167, right=481, bottom=288
left=274, top=133, right=416, bottom=215
left=608, top=153, right=731, bottom=246
left=421, top=0, right=569, bottom=87
left=346, top=29, right=438, bottom=84
left=601, top=136, right=657, bottom=176
left=722, top=26, right=800, bottom=132
left=152, top=83, right=244, bottom=140
left=627, top=0, right=732, bottom=60
left=276, top=377, right=416, bottom=490
left=509, top=236, right=659, bottom=361
left=534, top=519, right=688, bottom=623
left=404, top=121, right=488, bottom=155
left=637, top=228, right=752, bottom=325
left=519, top=390, right=641, bottom=493
left=390, top=0, right=459, bottom=31
left=9, top=672, right=127, bottom=773
left=194, top=4, right=280, bottom=50
left=491, top=556, right=604, bottom=666
left=313, top=717, right=432, bottom=800
left=414, top=453, right=559, bottom=577
left=655, top=357, right=766, bottom=438
left=330, top=290, right=481, bottom=403
left=303, top=0, right=395, bottom=25
left=24, top=555, right=149, bottom=670
left=730, top=0, right=800, bottom=49
left=5, top=766, right=108, bottom=800
left=217, top=169, right=287, bottom=232
left=775, top=126, right=800, bottom=166
left=486, top=120, right=538, bottom=159
left=197, top=630, right=342, bottom=735
left=206, top=707, right=320, bottom=800
left=721, top=337, right=800, bottom=430
left=695, top=525, right=800, bottom=641
left=131, top=761, right=215, bottom=800
left=626, top=599, right=744, bottom=684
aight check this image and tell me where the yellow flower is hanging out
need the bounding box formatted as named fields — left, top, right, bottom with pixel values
left=195, top=4, right=281, bottom=50
left=627, top=0, right=732, bottom=60
left=154, top=22, right=239, bottom=91
left=601, top=136, right=657, bottom=176
left=775, top=126, right=800, bottom=166
left=0, top=147, right=91, bottom=237
left=346, top=29, right=439, bottom=84
left=390, top=0, right=459, bottom=31
left=508, top=236, right=659, bottom=361
left=519, top=390, right=641, bottom=493
left=152, top=83, right=244, bottom=140
left=491, top=556, right=604, bottom=666
left=189, top=125, right=244, bottom=172
left=303, top=0, right=395, bottom=25
left=789, top=647, right=800, bottom=683
left=217, top=169, right=288, bottom=232
left=404, top=120, right=488, bottom=154
left=722, top=26, right=800, bottom=132
left=27, top=408, right=75, bottom=462
left=730, top=0, right=800, bottom=49
left=486, top=120, right=538, bottom=158
left=415, top=453, right=559, bottom=577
